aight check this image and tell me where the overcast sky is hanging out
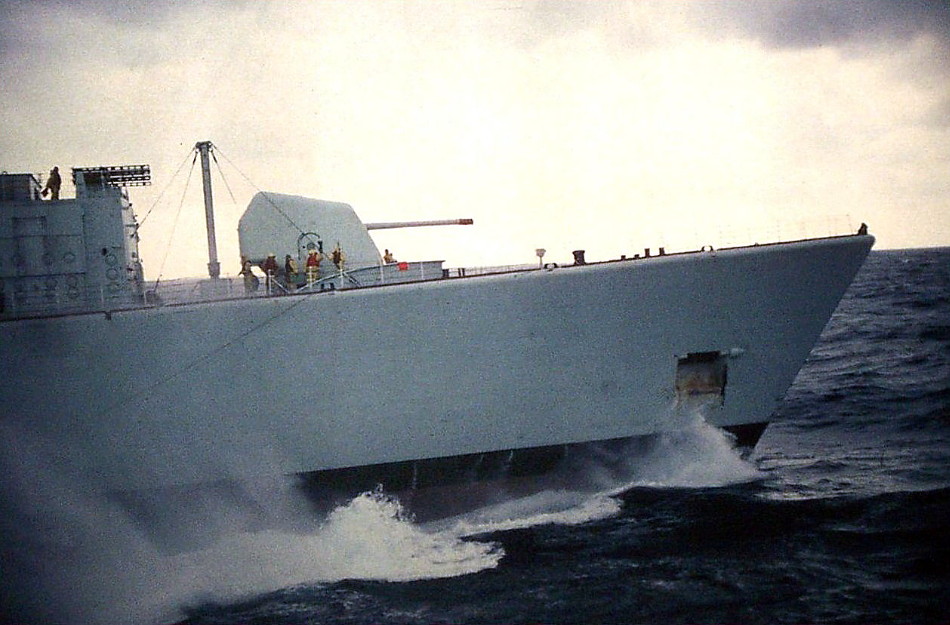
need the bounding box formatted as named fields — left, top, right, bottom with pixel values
left=2, top=0, right=948, bottom=278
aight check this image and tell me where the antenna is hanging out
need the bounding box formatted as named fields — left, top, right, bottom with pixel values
left=71, top=165, right=151, bottom=188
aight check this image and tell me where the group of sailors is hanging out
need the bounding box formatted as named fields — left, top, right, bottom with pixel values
left=240, top=243, right=395, bottom=295
left=241, top=248, right=327, bottom=294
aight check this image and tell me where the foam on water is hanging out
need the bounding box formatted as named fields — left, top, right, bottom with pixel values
left=440, top=490, right=623, bottom=537
left=614, top=413, right=764, bottom=490
left=169, top=488, right=504, bottom=612
left=436, top=413, right=760, bottom=536
left=0, top=443, right=504, bottom=625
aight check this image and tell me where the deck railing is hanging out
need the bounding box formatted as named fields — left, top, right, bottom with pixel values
left=1, top=223, right=863, bottom=321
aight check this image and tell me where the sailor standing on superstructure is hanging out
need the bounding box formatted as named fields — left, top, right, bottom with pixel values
left=41, top=166, right=61, bottom=200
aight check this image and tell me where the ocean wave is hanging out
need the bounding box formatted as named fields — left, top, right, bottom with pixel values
left=919, top=324, right=950, bottom=342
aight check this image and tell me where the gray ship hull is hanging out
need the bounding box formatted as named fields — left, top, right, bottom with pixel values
left=1, top=235, right=873, bottom=499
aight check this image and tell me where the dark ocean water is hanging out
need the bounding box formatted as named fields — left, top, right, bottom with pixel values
left=3, top=248, right=948, bottom=625
left=170, top=248, right=950, bottom=625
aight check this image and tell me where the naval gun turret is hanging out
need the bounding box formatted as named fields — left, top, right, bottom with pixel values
left=237, top=191, right=472, bottom=290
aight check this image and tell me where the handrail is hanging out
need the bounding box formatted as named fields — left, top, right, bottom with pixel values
left=0, top=228, right=864, bottom=322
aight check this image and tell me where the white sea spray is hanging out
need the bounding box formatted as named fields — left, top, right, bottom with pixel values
left=1, top=409, right=760, bottom=625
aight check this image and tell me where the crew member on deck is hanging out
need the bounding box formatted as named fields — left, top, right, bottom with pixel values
left=331, top=243, right=345, bottom=270
left=240, top=257, right=259, bottom=294
left=383, top=249, right=396, bottom=264
left=41, top=166, right=61, bottom=200
left=306, top=248, right=322, bottom=284
left=261, top=253, right=279, bottom=293
left=285, top=254, right=299, bottom=291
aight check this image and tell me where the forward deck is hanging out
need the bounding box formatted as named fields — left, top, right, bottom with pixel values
left=1, top=234, right=865, bottom=322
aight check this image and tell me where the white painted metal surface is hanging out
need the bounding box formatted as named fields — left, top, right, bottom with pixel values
left=0, top=233, right=873, bottom=493
left=238, top=192, right=381, bottom=267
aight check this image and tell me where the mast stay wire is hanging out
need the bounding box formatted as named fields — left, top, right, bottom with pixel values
left=143, top=141, right=310, bottom=296
left=137, top=147, right=197, bottom=228
left=210, top=149, right=238, bottom=205
left=106, top=144, right=339, bottom=417
left=151, top=150, right=199, bottom=292
left=212, top=145, right=311, bottom=240
left=99, top=293, right=314, bottom=420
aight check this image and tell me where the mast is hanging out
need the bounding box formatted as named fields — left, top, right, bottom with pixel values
left=195, top=141, right=221, bottom=279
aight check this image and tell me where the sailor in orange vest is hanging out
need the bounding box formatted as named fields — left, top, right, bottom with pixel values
left=305, top=248, right=322, bottom=284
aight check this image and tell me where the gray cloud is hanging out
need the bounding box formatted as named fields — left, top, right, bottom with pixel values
left=522, top=0, right=612, bottom=36
left=0, top=0, right=250, bottom=63
left=703, top=0, right=950, bottom=49
left=499, top=0, right=950, bottom=63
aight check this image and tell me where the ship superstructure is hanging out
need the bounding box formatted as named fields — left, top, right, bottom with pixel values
left=0, top=165, right=149, bottom=317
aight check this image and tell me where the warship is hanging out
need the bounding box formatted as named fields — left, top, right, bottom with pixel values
left=0, top=142, right=874, bottom=520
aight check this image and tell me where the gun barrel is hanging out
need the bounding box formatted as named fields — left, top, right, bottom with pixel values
left=366, top=218, right=474, bottom=230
